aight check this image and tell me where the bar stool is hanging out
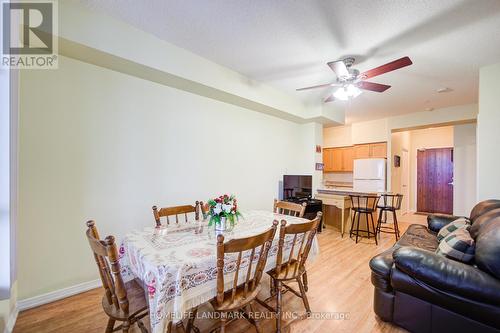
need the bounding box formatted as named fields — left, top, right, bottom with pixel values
left=349, top=195, right=380, bottom=245
left=376, top=194, right=403, bottom=241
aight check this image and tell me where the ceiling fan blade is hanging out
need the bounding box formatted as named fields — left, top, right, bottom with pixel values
left=296, top=82, right=339, bottom=91
left=327, top=60, right=349, bottom=78
left=360, top=56, right=412, bottom=80
left=324, top=95, right=335, bottom=103
left=357, top=81, right=391, bottom=92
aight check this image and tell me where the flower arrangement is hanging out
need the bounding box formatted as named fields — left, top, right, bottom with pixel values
left=206, top=194, right=241, bottom=227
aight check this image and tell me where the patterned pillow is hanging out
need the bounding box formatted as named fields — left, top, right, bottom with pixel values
left=437, top=217, right=470, bottom=241
left=436, top=226, right=475, bottom=263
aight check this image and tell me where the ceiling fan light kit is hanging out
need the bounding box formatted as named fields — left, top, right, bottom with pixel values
left=297, top=56, right=413, bottom=103
left=333, top=84, right=362, bottom=101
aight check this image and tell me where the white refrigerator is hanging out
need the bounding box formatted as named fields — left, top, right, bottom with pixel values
left=353, top=158, right=386, bottom=192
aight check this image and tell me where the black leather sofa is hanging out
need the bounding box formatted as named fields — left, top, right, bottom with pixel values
left=369, top=200, right=500, bottom=333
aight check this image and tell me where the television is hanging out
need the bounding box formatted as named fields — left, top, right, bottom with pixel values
left=283, top=175, right=312, bottom=200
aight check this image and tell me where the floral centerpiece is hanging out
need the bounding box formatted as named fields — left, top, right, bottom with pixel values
left=206, top=194, right=241, bottom=231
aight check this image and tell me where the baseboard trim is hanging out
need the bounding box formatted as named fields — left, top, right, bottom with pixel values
left=17, top=279, right=102, bottom=311
left=5, top=306, right=19, bottom=333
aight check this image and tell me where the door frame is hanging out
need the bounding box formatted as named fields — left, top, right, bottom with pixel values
left=400, top=149, right=410, bottom=215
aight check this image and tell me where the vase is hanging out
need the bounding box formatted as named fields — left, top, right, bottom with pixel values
left=215, top=216, right=226, bottom=235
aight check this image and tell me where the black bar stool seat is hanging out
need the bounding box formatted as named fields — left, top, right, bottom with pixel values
left=349, top=195, right=380, bottom=245
left=376, top=193, right=403, bottom=241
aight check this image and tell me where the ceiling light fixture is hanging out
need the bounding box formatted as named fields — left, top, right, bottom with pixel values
left=333, top=84, right=362, bottom=101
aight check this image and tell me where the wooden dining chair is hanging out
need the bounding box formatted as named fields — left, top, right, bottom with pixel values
left=259, top=213, right=322, bottom=333
left=152, top=201, right=200, bottom=227
left=85, top=220, right=164, bottom=333
left=204, top=221, right=279, bottom=333
left=273, top=199, right=306, bottom=217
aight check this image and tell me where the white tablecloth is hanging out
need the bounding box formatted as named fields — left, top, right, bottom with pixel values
left=119, top=210, right=319, bottom=333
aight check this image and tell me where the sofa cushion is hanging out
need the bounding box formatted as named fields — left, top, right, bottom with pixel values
left=427, top=214, right=462, bottom=233
left=437, top=217, right=470, bottom=241
left=436, top=226, right=475, bottom=263
left=369, top=224, right=439, bottom=290
left=401, top=224, right=440, bottom=251
left=470, top=199, right=500, bottom=222
left=475, top=216, right=500, bottom=279
left=470, top=208, right=500, bottom=239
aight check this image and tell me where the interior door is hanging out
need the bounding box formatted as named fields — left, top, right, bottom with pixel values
left=401, top=150, right=410, bottom=214
left=417, top=147, right=453, bottom=214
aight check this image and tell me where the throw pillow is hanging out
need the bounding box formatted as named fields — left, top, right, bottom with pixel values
left=436, top=226, right=475, bottom=263
left=437, top=217, right=470, bottom=241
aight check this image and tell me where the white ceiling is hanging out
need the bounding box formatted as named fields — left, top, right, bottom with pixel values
left=79, top=0, right=500, bottom=123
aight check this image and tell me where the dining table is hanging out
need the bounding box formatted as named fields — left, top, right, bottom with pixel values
left=118, top=210, right=320, bottom=333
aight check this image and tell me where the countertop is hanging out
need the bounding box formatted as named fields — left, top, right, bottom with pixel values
left=316, top=188, right=386, bottom=196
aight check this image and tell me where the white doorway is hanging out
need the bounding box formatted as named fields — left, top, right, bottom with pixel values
left=401, top=149, right=410, bottom=215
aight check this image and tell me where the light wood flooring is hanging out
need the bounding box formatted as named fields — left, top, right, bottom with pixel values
left=14, top=214, right=427, bottom=333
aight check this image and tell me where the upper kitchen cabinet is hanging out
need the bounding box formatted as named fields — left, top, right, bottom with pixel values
left=342, top=147, right=354, bottom=171
left=369, top=142, right=387, bottom=158
left=323, top=148, right=335, bottom=172
left=323, top=147, right=353, bottom=172
left=354, top=142, right=387, bottom=159
left=354, top=144, right=370, bottom=159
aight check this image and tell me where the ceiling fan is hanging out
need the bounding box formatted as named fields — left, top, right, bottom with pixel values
left=296, top=56, right=413, bottom=102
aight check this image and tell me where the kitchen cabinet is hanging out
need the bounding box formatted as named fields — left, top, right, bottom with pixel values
left=332, top=149, right=343, bottom=171
left=354, top=142, right=387, bottom=159
left=315, top=192, right=352, bottom=236
left=324, top=142, right=386, bottom=172
left=323, top=147, right=353, bottom=172
left=354, top=144, right=370, bottom=159
left=342, top=147, right=354, bottom=172
left=369, top=142, right=387, bottom=158
left=323, top=148, right=335, bottom=172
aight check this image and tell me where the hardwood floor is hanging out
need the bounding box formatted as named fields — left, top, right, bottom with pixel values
left=14, top=214, right=426, bottom=333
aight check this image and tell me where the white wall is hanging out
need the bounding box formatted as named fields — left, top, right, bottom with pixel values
left=409, top=127, right=454, bottom=212
left=323, top=104, right=477, bottom=150
left=18, top=56, right=316, bottom=300
left=391, top=131, right=411, bottom=214
left=0, top=67, right=11, bottom=333
left=478, top=63, right=500, bottom=200
left=0, top=69, right=10, bottom=299
left=323, top=125, right=352, bottom=148
left=54, top=1, right=344, bottom=125
left=351, top=118, right=388, bottom=144
left=453, top=123, right=477, bottom=216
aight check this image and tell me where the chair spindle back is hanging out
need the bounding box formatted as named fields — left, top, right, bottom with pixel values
left=215, top=221, right=279, bottom=306
left=273, top=199, right=306, bottom=217
left=350, top=195, right=380, bottom=212
left=152, top=201, right=200, bottom=227
left=275, top=212, right=322, bottom=279
left=379, top=193, right=403, bottom=210
left=85, top=220, right=129, bottom=313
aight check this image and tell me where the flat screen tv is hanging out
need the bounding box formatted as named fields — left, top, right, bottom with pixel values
left=283, top=175, right=312, bottom=200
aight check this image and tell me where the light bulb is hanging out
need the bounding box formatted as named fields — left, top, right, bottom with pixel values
left=346, top=84, right=362, bottom=97
left=333, top=87, right=349, bottom=101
